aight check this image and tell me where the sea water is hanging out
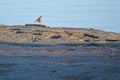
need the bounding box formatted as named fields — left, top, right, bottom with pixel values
left=0, top=0, right=120, bottom=33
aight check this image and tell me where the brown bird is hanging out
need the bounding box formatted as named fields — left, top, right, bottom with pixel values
left=35, top=16, right=43, bottom=24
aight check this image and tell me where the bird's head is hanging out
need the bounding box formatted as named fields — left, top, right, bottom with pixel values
left=40, top=16, right=42, bottom=17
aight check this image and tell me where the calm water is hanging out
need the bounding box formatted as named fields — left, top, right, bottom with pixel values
left=0, top=0, right=120, bottom=33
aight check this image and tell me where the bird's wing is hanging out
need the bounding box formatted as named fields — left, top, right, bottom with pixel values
left=35, top=18, right=39, bottom=22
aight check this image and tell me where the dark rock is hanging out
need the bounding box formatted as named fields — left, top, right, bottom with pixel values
left=84, top=33, right=99, bottom=38
left=25, top=24, right=50, bottom=28
left=105, top=39, right=119, bottom=42
left=50, top=35, right=62, bottom=39
left=86, top=43, right=101, bottom=46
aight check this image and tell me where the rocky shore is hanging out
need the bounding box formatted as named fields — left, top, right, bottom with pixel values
left=0, top=24, right=120, bottom=44
left=0, top=24, right=120, bottom=80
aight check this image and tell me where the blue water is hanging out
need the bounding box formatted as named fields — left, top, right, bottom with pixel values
left=0, top=0, right=120, bottom=33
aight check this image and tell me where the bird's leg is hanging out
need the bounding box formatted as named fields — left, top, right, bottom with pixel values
left=40, top=23, right=42, bottom=27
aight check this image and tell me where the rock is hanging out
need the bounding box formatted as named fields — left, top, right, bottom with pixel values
left=68, top=32, right=84, bottom=39
left=25, top=24, right=50, bottom=28
left=105, top=39, right=119, bottom=42
left=84, top=33, right=99, bottom=38
left=86, top=43, right=101, bottom=46
left=0, top=24, right=7, bottom=28
left=32, top=31, right=41, bottom=35
left=0, top=25, right=120, bottom=43
left=50, top=35, right=62, bottom=39
left=13, top=30, right=23, bottom=34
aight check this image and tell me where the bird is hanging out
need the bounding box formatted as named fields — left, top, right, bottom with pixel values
left=35, top=16, right=43, bottom=24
